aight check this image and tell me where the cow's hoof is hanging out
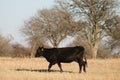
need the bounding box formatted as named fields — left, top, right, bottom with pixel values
left=48, top=70, right=51, bottom=72
left=60, top=70, right=63, bottom=73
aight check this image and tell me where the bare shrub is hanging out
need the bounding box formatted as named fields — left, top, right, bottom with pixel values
left=97, top=45, right=120, bottom=58
left=12, top=43, right=30, bottom=58
left=0, top=34, right=13, bottom=57
left=97, top=47, right=112, bottom=58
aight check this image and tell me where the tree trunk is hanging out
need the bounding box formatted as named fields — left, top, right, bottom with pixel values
left=92, top=40, right=99, bottom=58
left=53, top=42, right=58, bottom=48
left=31, top=42, right=37, bottom=58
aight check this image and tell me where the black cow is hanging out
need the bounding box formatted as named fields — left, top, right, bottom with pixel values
left=35, top=46, right=87, bottom=73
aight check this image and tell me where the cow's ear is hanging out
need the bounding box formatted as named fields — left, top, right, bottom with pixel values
left=39, top=46, right=42, bottom=49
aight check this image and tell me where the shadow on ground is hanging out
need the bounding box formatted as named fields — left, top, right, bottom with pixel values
left=15, top=69, right=73, bottom=73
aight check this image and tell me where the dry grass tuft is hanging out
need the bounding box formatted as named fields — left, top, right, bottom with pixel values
left=0, top=57, right=120, bottom=80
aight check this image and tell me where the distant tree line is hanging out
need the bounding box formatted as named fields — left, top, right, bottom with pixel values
left=0, top=34, right=30, bottom=57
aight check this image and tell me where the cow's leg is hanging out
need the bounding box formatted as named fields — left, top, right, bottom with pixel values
left=83, top=58, right=87, bottom=72
left=82, top=59, right=87, bottom=72
left=83, top=62, right=86, bottom=72
left=78, top=62, right=82, bottom=73
left=57, top=62, right=63, bottom=72
left=77, top=59, right=83, bottom=73
left=48, top=63, right=53, bottom=72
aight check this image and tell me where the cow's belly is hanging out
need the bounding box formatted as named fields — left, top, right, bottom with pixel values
left=57, top=55, right=78, bottom=63
left=61, top=61, right=73, bottom=63
left=59, top=59, right=75, bottom=63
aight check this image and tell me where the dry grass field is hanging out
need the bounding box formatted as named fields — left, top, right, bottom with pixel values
left=0, top=57, right=120, bottom=80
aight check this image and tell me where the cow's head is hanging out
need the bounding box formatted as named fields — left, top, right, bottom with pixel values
left=35, top=47, right=44, bottom=57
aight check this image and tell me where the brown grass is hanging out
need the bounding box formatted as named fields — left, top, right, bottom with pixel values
left=0, top=57, right=120, bottom=80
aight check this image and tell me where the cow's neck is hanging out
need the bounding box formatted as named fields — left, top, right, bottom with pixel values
left=42, top=51, right=52, bottom=62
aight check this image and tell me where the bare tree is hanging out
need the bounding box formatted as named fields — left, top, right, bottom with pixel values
left=21, top=7, right=82, bottom=57
left=65, top=0, right=118, bottom=58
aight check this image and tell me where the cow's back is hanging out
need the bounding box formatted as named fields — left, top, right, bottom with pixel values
left=57, top=46, right=84, bottom=55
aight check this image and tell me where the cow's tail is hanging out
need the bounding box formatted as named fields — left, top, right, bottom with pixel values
left=83, top=57, right=87, bottom=67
